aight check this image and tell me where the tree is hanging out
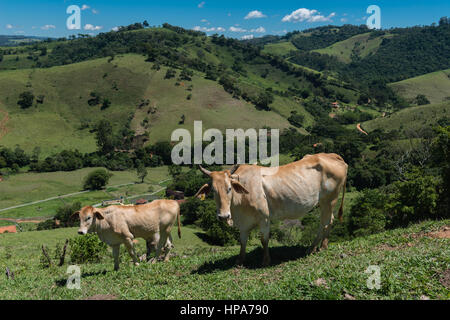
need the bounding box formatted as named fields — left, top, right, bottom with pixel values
left=136, top=161, right=148, bottom=183
left=415, top=94, right=430, bottom=105
left=17, top=91, right=34, bottom=109
left=83, top=169, right=111, bottom=190
left=95, top=120, right=115, bottom=154
left=101, top=98, right=111, bottom=110
left=143, top=20, right=150, bottom=28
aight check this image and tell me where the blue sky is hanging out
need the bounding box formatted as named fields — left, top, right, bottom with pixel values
left=0, top=0, right=448, bottom=38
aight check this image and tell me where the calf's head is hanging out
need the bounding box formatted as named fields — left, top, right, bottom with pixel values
left=195, top=165, right=249, bottom=222
left=72, top=206, right=104, bottom=235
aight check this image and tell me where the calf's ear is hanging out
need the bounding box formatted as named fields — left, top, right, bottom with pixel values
left=231, top=180, right=249, bottom=194
left=70, top=211, right=80, bottom=220
left=93, top=209, right=105, bottom=220
left=194, top=184, right=211, bottom=199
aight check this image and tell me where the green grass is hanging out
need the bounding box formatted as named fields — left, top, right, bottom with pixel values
left=362, top=101, right=450, bottom=133
left=0, top=219, right=448, bottom=299
left=0, top=54, right=295, bottom=156
left=262, top=41, right=297, bottom=57
left=313, top=32, right=394, bottom=64
left=0, top=166, right=171, bottom=219
left=389, top=69, right=450, bottom=104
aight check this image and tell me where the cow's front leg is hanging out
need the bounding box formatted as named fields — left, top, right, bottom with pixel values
left=260, top=224, right=271, bottom=267
left=112, top=245, right=120, bottom=271
left=123, top=237, right=139, bottom=266
left=236, top=229, right=250, bottom=266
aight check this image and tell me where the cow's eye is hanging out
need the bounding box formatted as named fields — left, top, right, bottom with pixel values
left=227, top=187, right=232, bottom=193
left=86, top=217, right=91, bottom=221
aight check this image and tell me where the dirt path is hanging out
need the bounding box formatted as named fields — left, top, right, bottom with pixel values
left=0, top=217, right=49, bottom=224
left=0, top=107, right=9, bottom=140
left=356, top=123, right=368, bottom=135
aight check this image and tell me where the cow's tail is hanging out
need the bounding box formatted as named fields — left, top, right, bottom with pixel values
left=177, top=205, right=181, bottom=239
left=338, top=178, right=346, bottom=223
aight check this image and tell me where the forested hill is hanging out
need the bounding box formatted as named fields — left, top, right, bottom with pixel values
left=257, top=19, right=450, bottom=84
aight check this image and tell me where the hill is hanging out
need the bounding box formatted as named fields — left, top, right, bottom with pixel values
left=0, top=35, right=49, bottom=46
left=389, top=69, right=450, bottom=104
left=0, top=219, right=448, bottom=299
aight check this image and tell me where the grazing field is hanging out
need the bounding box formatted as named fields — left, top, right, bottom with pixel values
left=313, top=32, right=394, bottom=63
left=0, top=166, right=171, bottom=219
left=362, top=102, right=450, bottom=133
left=0, top=53, right=296, bottom=156
left=389, top=69, right=450, bottom=104
left=0, top=220, right=448, bottom=299
left=262, top=41, right=297, bottom=57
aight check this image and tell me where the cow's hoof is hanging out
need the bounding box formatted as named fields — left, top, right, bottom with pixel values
left=139, top=254, right=147, bottom=262
left=307, top=246, right=318, bottom=255
left=148, top=257, right=157, bottom=264
left=134, top=262, right=140, bottom=266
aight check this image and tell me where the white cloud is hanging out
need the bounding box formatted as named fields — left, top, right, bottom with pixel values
left=229, top=26, right=266, bottom=33
left=340, top=18, right=348, bottom=23
left=84, top=24, right=103, bottom=31
left=282, top=8, right=336, bottom=23
left=6, top=24, right=13, bottom=29
left=241, top=35, right=254, bottom=40
left=244, top=10, right=267, bottom=20
left=193, top=26, right=225, bottom=32
left=92, top=9, right=99, bottom=14
left=201, top=19, right=208, bottom=23
left=41, top=24, right=56, bottom=30
left=198, top=1, right=205, bottom=8
left=81, top=4, right=90, bottom=10
left=251, top=26, right=266, bottom=33
left=229, top=26, right=247, bottom=32
left=111, top=26, right=119, bottom=32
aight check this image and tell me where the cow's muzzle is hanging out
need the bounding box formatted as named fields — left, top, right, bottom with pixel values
left=78, top=229, right=87, bottom=235
left=217, top=212, right=231, bottom=220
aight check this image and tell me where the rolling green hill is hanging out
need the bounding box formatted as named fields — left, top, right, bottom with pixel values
left=313, top=32, right=395, bottom=64
left=389, top=69, right=450, bottom=104
left=0, top=54, right=295, bottom=156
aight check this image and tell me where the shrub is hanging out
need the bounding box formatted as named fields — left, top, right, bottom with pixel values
left=348, top=189, right=387, bottom=237
left=69, top=234, right=108, bottom=264
left=83, top=169, right=111, bottom=190
left=17, top=91, right=34, bottom=109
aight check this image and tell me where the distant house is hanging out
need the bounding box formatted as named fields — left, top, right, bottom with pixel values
left=331, top=102, right=340, bottom=109
left=0, top=225, right=17, bottom=234
left=135, top=199, right=148, bottom=205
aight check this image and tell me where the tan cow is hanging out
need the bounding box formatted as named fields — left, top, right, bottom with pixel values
left=73, top=200, right=181, bottom=270
left=195, top=153, right=347, bottom=266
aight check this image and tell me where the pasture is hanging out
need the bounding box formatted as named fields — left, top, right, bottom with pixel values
left=389, top=69, right=450, bottom=104
left=0, top=220, right=448, bottom=299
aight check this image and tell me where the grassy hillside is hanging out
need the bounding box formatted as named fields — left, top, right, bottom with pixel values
left=0, top=219, right=448, bottom=299
left=389, top=69, right=450, bottom=104
left=314, top=32, right=394, bottom=64
left=362, top=102, right=450, bottom=133
left=0, top=53, right=294, bottom=156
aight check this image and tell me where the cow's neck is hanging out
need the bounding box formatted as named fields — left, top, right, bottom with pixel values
left=93, top=218, right=109, bottom=233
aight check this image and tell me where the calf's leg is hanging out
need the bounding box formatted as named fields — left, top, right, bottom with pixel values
left=123, top=237, right=140, bottom=266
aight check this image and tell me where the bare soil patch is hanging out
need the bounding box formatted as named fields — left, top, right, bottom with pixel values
left=85, top=294, right=117, bottom=300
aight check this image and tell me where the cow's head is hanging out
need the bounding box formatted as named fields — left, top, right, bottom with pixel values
left=71, top=206, right=104, bottom=235
left=195, top=165, right=249, bottom=223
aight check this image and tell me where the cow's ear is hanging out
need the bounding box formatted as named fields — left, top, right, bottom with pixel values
left=231, top=180, right=249, bottom=194
left=194, top=184, right=211, bottom=199
left=70, top=211, right=80, bottom=220
left=93, top=209, right=105, bottom=220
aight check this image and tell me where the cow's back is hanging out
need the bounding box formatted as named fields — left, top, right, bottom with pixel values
left=124, top=200, right=179, bottom=238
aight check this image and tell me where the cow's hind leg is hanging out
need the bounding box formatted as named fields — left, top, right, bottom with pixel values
left=145, top=233, right=159, bottom=262
left=309, top=198, right=337, bottom=254
left=156, top=230, right=171, bottom=262
left=123, top=237, right=140, bottom=266
left=260, top=222, right=271, bottom=267
left=112, top=245, right=120, bottom=271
